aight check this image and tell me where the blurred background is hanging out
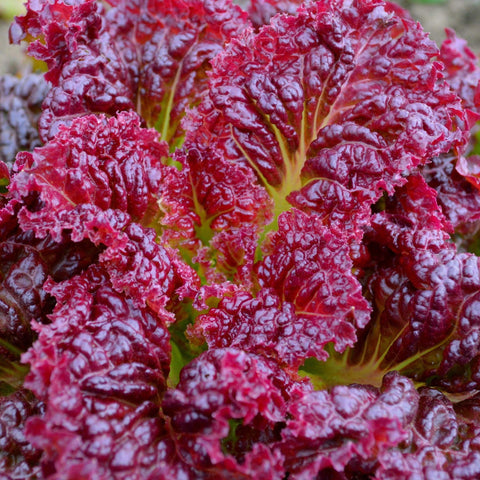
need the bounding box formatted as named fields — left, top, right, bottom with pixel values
left=0, top=0, right=26, bottom=75
left=1, top=0, right=480, bottom=75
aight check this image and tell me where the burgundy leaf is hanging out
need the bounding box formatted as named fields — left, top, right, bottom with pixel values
left=336, top=176, right=480, bottom=392
left=159, top=147, right=272, bottom=282
left=10, top=112, right=169, bottom=233
left=184, top=0, right=466, bottom=240
left=193, top=209, right=371, bottom=369
left=257, top=209, right=371, bottom=340
left=279, top=372, right=480, bottom=479
left=368, top=174, right=451, bottom=254
left=247, top=0, right=303, bottom=29
left=439, top=28, right=480, bottom=115
left=0, top=197, right=100, bottom=386
left=418, top=28, right=480, bottom=245
left=0, top=390, right=44, bottom=479
left=422, top=152, right=480, bottom=241
left=99, top=222, right=199, bottom=318
left=22, top=265, right=180, bottom=478
left=11, top=0, right=249, bottom=144
left=375, top=388, right=480, bottom=480
left=163, top=347, right=309, bottom=478
left=280, top=372, right=414, bottom=479
left=0, top=74, right=49, bottom=171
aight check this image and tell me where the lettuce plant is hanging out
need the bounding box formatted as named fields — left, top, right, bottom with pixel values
left=2, top=0, right=480, bottom=478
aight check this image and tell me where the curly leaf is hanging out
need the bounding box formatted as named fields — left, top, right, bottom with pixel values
left=11, top=0, right=249, bottom=144
left=184, top=0, right=466, bottom=240
left=22, top=266, right=183, bottom=478
left=192, top=210, right=371, bottom=369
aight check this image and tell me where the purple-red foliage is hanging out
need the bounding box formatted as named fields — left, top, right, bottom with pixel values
left=4, top=0, right=480, bottom=478
left=0, top=389, right=44, bottom=479
left=10, top=0, right=249, bottom=144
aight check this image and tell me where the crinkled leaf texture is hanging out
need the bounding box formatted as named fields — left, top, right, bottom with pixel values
left=374, top=388, right=480, bottom=480
left=11, top=111, right=169, bottom=234
left=0, top=196, right=101, bottom=393
left=183, top=0, right=466, bottom=244
left=163, top=347, right=310, bottom=479
left=280, top=373, right=480, bottom=479
left=10, top=0, right=249, bottom=144
left=192, top=209, right=371, bottom=370
left=280, top=372, right=414, bottom=478
left=247, top=0, right=304, bottom=28
left=314, top=175, right=480, bottom=392
left=8, top=110, right=200, bottom=315
left=165, top=366, right=480, bottom=479
left=22, top=266, right=193, bottom=479
left=159, top=147, right=272, bottom=285
left=420, top=28, right=480, bottom=244
left=99, top=222, right=199, bottom=318
left=0, top=74, right=49, bottom=170
left=0, top=389, right=44, bottom=479
left=4, top=0, right=480, bottom=478
left=439, top=28, right=480, bottom=114
left=422, top=152, right=480, bottom=240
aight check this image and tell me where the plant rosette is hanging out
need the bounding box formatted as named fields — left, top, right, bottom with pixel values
left=2, top=0, right=480, bottom=478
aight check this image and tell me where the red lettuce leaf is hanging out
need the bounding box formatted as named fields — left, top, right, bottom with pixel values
left=5, top=207, right=199, bottom=324
left=321, top=175, right=480, bottom=392
left=10, top=111, right=169, bottom=234
left=422, top=152, right=480, bottom=244
left=375, top=388, right=480, bottom=479
left=256, top=209, right=371, bottom=337
left=21, top=265, right=184, bottom=478
left=8, top=112, right=200, bottom=316
left=418, top=29, right=480, bottom=246
left=364, top=246, right=480, bottom=392
left=159, top=147, right=272, bottom=282
left=247, top=0, right=303, bottom=29
left=23, top=265, right=171, bottom=405
left=184, top=0, right=466, bottom=240
left=279, top=373, right=480, bottom=479
left=163, top=347, right=310, bottom=478
left=280, top=372, right=414, bottom=478
left=368, top=174, right=452, bottom=253
left=0, top=197, right=101, bottom=393
left=10, top=0, right=249, bottom=144
left=0, top=227, right=99, bottom=352
left=192, top=209, right=371, bottom=369
left=99, top=222, right=199, bottom=318
left=0, top=389, right=44, bottom=479
left=439, top=28, right=480, bottom=115
left=0, top=74, right=49, bottom=171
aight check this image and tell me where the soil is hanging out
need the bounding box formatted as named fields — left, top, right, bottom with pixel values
left=1, top=1, right=480, bottom=74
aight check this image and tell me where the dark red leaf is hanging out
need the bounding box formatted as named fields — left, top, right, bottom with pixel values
left=163, top=347, right=309, bottom=478
left=422, top=153, right=480, bottom=241
left=11, top=0, right=249, bottom=144
left=22, top=266, right=180, bottom=478
left=0, top=197, right=100, bottom=383
left=184, top=0, right=466, bottom=240
left=159, top=147, right=272, bottom=282
left=0, top=390, right=44, bottom=479
left=0, top=74, right=49, bottom=171
left=99, top=222, right=199, bottom=318
left=10, top=112, right=169, bottom=233
left=345, top=176, right=480, bottom=392
left=247, top=0, right=303, bottom=29
left=280, top=372, right=414, bottom=478
left=192, top=210, right=371, bottom=369
left=439, top=28, right=480, bottom=115
left=375, top=388, right=480, bottom=480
